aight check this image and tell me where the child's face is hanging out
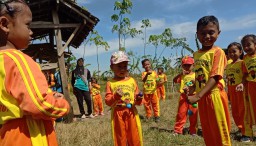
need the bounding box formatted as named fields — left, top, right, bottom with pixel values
left=8, top=5, right=33, bottom=49
left=196, top=22, right=220, bottom=49
left=182, top=64, right=193, bottom=72
left=91, top=78, right=96, bottom=83
left=228, top=45, right=242, bottom=61
left=143, top=61, right=151, bottom=71
left=111, top=61, right=128, bottom=79
left=242, top=37, right=256, bottom=56
left=157, top=69, right=163, bottom=74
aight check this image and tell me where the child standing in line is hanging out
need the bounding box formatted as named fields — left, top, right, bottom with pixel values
left=157, top=67, right=167, bottom=101
left=173, top=56, right=198, bottom=136
left=188, top=15, right=231, bottom=146
left=240, top=34, right=256, bottom=142
left=141, top=59, right=160, bottom=122
left=105, top=51, right=143, bottom=146
left=0, top=1, right=70, bottom=146
left=225, top=42, right=246, bottom=135
left=91, top=77, right=104, bottom=116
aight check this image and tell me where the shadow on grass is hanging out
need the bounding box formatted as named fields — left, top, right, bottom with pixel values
left=149, top=126, right=203, bottom=137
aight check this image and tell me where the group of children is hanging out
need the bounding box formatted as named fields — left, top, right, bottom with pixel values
left=0, top=1, right=256, bottom=146
left=104, top=16, right=256, bottom=146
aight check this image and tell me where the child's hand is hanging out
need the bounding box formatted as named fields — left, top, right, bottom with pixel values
left=183, top=86, right=189, bottom=94
left=116, top=88, right=124, bottom=97
left=188, top=94, right=200, bottom=104
left=136, top=92, right=143, bottom=100
left=235, top=83, right=244, bottom=92
left=147, top=70, right=152, bottom=75
left=54, top=92, right=64, bottom=99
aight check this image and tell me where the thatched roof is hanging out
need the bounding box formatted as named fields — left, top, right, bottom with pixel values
left=22, top=0, right=99, bottom=62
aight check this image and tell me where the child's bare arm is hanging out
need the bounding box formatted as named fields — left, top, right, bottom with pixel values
left=142, top=71, right=152, bottom=82
left=173, top=72, right=183, bottom=83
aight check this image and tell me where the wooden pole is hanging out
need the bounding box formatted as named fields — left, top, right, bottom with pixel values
left=52, top=9, right=74, bottom=123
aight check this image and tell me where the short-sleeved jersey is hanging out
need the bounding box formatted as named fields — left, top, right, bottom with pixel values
left=107, top=77, right=138, bottom=105
left=142, top=71, right=158, bottom=94
left=158, top=73, right=167, bottom=83
left=242, top=54, right=256, bottom=82
left=91, top=84, right=100, bottom=96
left=193, top=46, right=227, bottom=93
left=225, top=60, right=243, bottom=86
left=179, top=73, right=195, bottom=93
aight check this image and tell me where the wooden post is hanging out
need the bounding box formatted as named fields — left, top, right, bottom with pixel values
left=52, top=9, right=74, bottom=123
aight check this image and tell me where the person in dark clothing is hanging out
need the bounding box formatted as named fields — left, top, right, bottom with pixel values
left=71, top=58, right=94, bottom=118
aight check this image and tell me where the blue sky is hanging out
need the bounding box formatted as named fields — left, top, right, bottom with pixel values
left=71, top=0, right=256, bottom=73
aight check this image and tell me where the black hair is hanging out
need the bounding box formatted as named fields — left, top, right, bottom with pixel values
left=157, top=67, right=164, bottom=71
left=197, top=15, right=220, bottom=31
left=141, top=59, right=150, bottom=65
left=91, top=77, right=97, bottom=83
left=227, top=42, right=244, bottom=60
left=241, top=34, right=256, bottom=45
left=223, top=48, right=228, bottom=56
left=0, top=0, right=28, bottom=17
left=77, top=58, right=84, bottom=62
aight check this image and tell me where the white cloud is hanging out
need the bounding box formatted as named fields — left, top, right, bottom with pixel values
left=171, top=22, right=196, bottom=38
left=71, top=37, right=144, bottom=59
left=132, top=19, right=166, bottom=32
left=221, top=14, right=256, bottom=31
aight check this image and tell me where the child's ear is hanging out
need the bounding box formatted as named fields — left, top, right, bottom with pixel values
left=0, top=16, right=10, bottom=33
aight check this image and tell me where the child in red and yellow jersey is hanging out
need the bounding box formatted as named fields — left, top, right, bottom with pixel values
left=226, top=42, right=247, bottom=138
left=173, top=56, right=198, bottom=136
left=105, top=51, right=143, bottom=146
left=141, top=59, right=160, bottom=122
left=157, top=67, right=167, bottom=101
left=240, top=34, right=256, bottom=142
left=188, top=16, right=231, bottom=146
left=91, top=77, right=104, bottom=116
left=0, top=1, right=70, bottom=146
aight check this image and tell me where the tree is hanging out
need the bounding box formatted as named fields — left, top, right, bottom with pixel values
left=141, top=19, right=151, bottom=56
left=89, top=30, right=110, bottom=81
left=126, top=50, right=141, bottom=75
left=148, top=28, right=193, bottom=69
left=111, top=0, right=133, bottom=50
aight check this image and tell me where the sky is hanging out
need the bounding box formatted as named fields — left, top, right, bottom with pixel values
left=71, top=0, right=256, bottom=73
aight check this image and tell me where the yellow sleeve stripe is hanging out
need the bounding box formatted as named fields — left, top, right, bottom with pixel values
left=4, top=51, right=65, bottom=118
left=13, top=51, right=68, bottom=113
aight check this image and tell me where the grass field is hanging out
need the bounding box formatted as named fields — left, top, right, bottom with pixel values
left=55, top=92, right=256, bottom=146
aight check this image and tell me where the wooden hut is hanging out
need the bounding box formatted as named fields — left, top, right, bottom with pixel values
left=22, top=0, right=99, bottom=122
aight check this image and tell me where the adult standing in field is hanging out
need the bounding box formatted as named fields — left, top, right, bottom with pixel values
left=71, top=58, right=94, bottom=118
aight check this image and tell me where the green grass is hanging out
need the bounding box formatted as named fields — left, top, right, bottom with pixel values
left=56, top=92, right=256, bottom=146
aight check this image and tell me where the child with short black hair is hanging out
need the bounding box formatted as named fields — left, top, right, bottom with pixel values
left=157, top=67, right=167, bottom=101
left=173, top=56, right=198, bottom=136
left=141, top=59, right=160, bottom=122
left=0, top=1, right=70, bottom=145
left=188, top=15, right=231, bottom=146
left=226, top=42, right=246, bottom=137
left=91, top=77, right=104, bottom=116
left=241, top=34, right=256, bottom=142
left=105, top=51, right=143, bottom=146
